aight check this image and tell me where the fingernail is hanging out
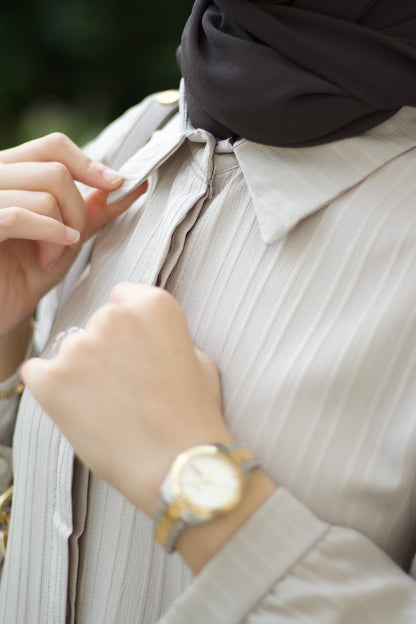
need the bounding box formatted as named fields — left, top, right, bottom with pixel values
left=64, top=227, right=80, bottom=244
left=93, top=163, right=123, bottom=185
left=102, top=167, right=123, bottom=184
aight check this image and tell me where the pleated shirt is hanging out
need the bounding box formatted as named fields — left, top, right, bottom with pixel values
left=1, top=90, right=416, bottom=622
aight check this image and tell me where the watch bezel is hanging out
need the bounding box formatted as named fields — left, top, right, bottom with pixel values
left=165, top=444, right=245, bottom=522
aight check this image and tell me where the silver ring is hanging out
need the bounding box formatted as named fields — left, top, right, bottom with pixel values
left=52, top=326, right=85, bottom=355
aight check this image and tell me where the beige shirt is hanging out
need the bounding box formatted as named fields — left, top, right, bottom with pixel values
left=1, top=89, right=416, bottom=623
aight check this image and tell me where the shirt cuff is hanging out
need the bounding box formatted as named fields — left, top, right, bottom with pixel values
left=159, top=487, right=329, bottom=624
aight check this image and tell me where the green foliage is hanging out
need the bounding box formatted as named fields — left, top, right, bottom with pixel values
left=0, top=0, right=192, bottom=148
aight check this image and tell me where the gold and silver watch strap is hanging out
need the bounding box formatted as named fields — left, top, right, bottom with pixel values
left=215, top=443, right=260, bottom=471
left=154, top=500, right=189, bottom=554
left=154, top=443, right=260, bottom=553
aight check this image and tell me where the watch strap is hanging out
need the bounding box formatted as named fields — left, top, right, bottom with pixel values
left=154, top=500, right=188, bottom=554
left=215, top=443, right=260, bottom=473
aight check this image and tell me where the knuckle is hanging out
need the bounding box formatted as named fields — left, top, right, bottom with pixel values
left=151, top=290, right=187, bottom=328
left=91, top=303, right=124, bottom=333
left=137, top=287, right=181, bottom=323
left=97, top=302, right=141, bottom=339
left=47, top=161, right=71, bottom=186
left=109, top=282, right=129, bottom=300
left=109, top=284, right=182, bottom=322
left=34, top=192, right=58, bottom=217
left=102, top=303, right=125, bottom=326
left=44, top=132, right=73, bottom=153
left=146, top=287, right=177, bottom=311
left=0, top=206, right=23, bottom=231
left=57, top=331, right=87, bottom=362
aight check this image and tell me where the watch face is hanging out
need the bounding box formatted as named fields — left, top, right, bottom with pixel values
left=175, top=450, right=243, bottom=514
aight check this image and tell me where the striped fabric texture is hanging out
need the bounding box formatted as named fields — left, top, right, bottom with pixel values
left=1, top=93, right=416, bottom=622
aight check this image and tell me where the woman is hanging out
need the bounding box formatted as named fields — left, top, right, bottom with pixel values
left=2, top=1, right=416, bottom=622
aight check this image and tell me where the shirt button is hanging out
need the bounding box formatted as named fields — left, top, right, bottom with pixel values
left=0, top=457, right=9, bottom=478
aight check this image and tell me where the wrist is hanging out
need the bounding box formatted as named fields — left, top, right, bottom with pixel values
left=176, top=468, right=277, bottom=573
left=150, top=440, right=277, bottom=573
left=0, top=318, right=34, bottom=381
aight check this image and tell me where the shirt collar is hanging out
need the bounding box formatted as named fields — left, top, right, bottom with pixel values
left=233, top=106, right=416, bottom=244
left=110, top=89, right=416, bottom=246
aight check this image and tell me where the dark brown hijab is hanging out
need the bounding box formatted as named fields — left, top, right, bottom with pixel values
left=179, top=0, right=416, bottom=145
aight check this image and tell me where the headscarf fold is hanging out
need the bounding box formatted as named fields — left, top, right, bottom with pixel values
left=179, top=0, right=416, bottom=145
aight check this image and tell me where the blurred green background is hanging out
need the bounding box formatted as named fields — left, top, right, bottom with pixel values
left=0, top=0, right=191, bottom=149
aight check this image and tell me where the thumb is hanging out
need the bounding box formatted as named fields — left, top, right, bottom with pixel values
left=82, top=181, right=148, bottom=240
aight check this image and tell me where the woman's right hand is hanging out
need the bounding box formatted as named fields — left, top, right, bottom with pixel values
left=0, top=132, right=147, bottom=377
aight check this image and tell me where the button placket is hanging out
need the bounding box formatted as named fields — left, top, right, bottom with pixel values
left=155, top=135, right=217, bottom=288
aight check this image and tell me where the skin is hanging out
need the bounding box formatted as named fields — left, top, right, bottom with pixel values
left=0, top=132, right=147, bottom=378
left=1, top=131, right=276, bottom=574
left=21, top=282, right=277, bottom=573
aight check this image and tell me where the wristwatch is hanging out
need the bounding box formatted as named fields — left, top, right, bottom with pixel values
left=153, top=443, right=260, bottom=553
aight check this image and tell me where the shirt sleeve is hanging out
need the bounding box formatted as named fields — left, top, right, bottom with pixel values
left=159, top=487, right=416, bottom=623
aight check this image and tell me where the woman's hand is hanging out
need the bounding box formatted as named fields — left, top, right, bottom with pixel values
left=22, top=283, right=277, bottom=573
left=21, top=283, right=233, bottom=518
left=0, top=133, right=147, bottom=376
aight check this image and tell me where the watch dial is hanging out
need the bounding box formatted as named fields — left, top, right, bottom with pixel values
left=179, top=455, right=241, bottom=511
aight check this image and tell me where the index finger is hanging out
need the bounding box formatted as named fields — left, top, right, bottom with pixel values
left=0, top=133, right=123, bottom=191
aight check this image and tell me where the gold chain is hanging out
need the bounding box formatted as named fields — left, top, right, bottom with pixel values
left=0, top=485, right=13, bottom=557
left=0, top=383, right=25, bottom=401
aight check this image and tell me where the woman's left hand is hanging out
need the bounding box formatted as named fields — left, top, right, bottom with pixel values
left=21, top=282, right=233, bottom=518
